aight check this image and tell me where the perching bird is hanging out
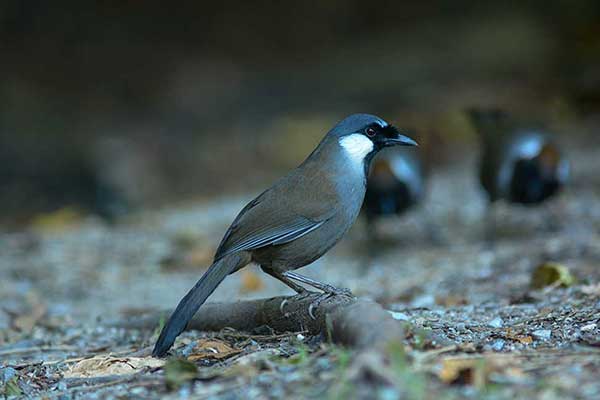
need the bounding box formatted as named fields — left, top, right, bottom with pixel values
left=468, top=109, right=569, bottom=236
left=153, top=114, right=417, bottom=357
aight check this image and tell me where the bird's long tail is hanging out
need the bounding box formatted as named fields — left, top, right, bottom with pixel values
left=152, top=252, right=249, bottom=357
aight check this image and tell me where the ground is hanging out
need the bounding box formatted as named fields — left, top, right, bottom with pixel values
left=1, top=146, right=600, bottom=399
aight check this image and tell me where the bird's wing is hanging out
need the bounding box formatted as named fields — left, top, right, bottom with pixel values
left=214, top=216, right=326, bottom=261
left=213, top=185, right=336, bottom=262
left=214, top=205, right=328, bottom=261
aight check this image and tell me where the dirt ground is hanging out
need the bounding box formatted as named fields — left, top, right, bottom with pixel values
left=1, top=145, right=600, bottom=399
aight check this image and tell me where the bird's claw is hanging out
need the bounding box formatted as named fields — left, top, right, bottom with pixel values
left=307, top=292, right=337, bottom=320
left=282, top=290, right=319, bottom=317
left=279, top=299, right=289, bottom=314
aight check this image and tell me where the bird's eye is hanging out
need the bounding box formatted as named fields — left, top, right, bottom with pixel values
left=366, top=127, right=376, bottom=137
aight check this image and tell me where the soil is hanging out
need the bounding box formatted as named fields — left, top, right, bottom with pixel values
left=1, top=146, right=599, bottom=399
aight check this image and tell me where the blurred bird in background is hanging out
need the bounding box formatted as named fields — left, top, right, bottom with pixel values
left=364, top=146, right=424, bottom=222
left=362, top=136, right=442, bottom=255
left=468, top=108, right=570, bottom=240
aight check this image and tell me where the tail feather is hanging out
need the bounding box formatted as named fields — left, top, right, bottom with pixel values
left=152, top=252, right=248, bottom=357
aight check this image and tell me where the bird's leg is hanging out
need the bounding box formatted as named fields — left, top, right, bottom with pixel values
left=261, top=267, right=319, bottom=316
left=484, top=203, right=497, bottom=248
left=282, top=271, right=353, bottom=297
left=260, top=267, right=313, bottom=295
left=283, top=271, right=354, bottom=320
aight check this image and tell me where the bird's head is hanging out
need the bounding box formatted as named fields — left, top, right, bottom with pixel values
left=331, top=114, right=418, bottom=167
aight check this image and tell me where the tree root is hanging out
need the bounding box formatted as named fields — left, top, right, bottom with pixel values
left=115, top=293, right=447, bottom=351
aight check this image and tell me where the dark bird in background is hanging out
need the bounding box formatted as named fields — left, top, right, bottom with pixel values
left=468, top=108, right=569, bottom=237
left=153, top=114, right=418, bottom=357
left=362, top=136, right=444, bottom=251
left=364, top=146, right=425, bottom=222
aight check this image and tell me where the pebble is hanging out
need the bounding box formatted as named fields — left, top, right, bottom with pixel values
left=455, top=322, right=467, bottom=332
left=581, top=323, right=597, bottom=332
left=411, top=294, right=435, bottom=308
left=388, top=311, right=410, bottom=321
left=491, top=339, right=505, bottom=351
left=488, top=317, right=504, bottom=328
left=532, top=329, right=552, bottom=340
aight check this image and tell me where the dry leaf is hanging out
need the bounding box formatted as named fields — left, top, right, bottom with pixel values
left=515, top=336, right=533, bottom=344
left=504, top=328, right=533, bottom=344
left=439, top=358, right=487, bottom=386
left=438, top=356, right=525, bottom=387
left=188, top=339, right=241, bottom=361
left=530, top=262, right=575, bottom=289
left=239, top=270, right=265, bottom=293
left=64, top=356, right=164, bottom=378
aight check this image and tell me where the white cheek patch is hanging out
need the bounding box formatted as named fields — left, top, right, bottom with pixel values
left=339, top=134, right=374, bottom=166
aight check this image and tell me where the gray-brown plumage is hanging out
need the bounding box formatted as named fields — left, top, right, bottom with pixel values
left=152, top=114, right=417, bottom=357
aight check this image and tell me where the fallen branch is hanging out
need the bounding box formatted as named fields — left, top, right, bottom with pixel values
left=113, top=293, right=441, bottom=351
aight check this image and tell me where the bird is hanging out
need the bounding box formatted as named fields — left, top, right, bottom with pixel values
left=363, top=145, right=425, bottom=226
left=152, top=114, right=418, bottom=357
left=468, top=108, right=569, bottom=236
left=362, top=145, right=430, bottom=251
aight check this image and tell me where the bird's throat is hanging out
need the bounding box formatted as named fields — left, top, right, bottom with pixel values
left=339, top=134, right=373, bottom=169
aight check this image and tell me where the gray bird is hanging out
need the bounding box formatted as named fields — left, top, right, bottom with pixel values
left=153, top=114, right=417, bottom=357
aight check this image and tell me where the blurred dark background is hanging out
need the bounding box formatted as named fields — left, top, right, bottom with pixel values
left=1, top=1, right=599, bottom=225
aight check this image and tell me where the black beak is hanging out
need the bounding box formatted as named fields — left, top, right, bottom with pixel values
left=386, top=134, right=418, bottom=147
left=381, top=126, right=418, bottom=147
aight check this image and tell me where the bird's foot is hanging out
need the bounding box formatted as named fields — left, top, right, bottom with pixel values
left=308, top=292, right=333, bottom=320
left=306, top=287, right=354, bottom=320
left=280, top=289, right=318, bottom=315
